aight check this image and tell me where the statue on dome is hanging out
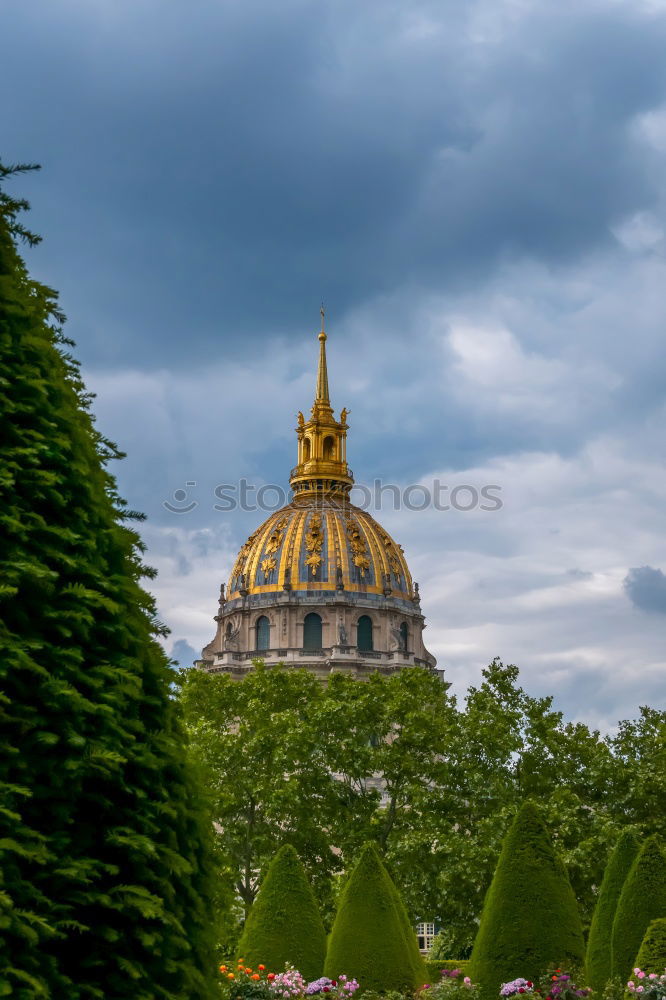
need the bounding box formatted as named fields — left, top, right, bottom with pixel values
left=340, top=407, right=349, bottom=425
left=297, top=411, right=305, bottom=429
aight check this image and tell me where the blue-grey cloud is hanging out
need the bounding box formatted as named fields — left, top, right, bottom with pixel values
left=3, top=0, right=666, bottom=369
left=170, top=638, right=199, bottom=669
left=624, top=566, right=666, bottom=615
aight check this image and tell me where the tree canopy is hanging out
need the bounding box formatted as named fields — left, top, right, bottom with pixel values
left=0, top=161, right=218, bottom=998
left=180, top=657, right=666, bottom=955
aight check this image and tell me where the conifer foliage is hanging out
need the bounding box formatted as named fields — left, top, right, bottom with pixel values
left=611, top=836, right=666, bottom=982
left=324, top=842, right=425, bottom=993
left=635, top=918, right=666, bottom=975
left=469, top=802, right=585, bottom=999
left=238, top=844, right=327, bottom=980
left=585, top=830, right=640, bottom=993
left=0, top=163, right=217, bottom=998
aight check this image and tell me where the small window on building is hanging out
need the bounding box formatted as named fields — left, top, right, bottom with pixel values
left=303, top=612, right=322, bottom=650
left=357, top=614, right=373, bottom=651
left=323, top=435, right=336, bottom=460
left=303, top=437, right=311, bottom=461
left=415, top=922, right=436, bottom=954
left=255, top=615, right=270, bottom=651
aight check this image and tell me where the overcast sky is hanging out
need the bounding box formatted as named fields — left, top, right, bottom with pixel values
left=3, top=0, right=665, bottom=730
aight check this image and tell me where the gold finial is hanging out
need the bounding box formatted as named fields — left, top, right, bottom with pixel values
left=315, top=307, right=330, bottom=403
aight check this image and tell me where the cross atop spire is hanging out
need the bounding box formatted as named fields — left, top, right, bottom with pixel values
left=315, top=305, right=330, bottom=405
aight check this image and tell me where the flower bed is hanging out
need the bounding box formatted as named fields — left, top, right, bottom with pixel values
left=219, top=962, right=359, bottom=1000
left=627, top=968, right=666, bottom=1000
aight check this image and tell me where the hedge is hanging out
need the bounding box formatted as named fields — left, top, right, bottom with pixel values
left=585, top=831, right=640, bottom=992
left=634, top=917, right=666, bottom=974
left=469, top=802, right=585, bottom=999
left=238, top=844, right=326, bottom=980
left=611, top=836, right=666, bottom=981
left=325, top=843, right=423, bottom=993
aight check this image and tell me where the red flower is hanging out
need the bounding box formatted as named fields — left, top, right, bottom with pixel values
left=267, top=974, right=276, bottom=982
left=552, top=978, right=558, bottom=982
left=332, top=983, right=337, bottom=988
left=519, top=990, right=526, bottom=994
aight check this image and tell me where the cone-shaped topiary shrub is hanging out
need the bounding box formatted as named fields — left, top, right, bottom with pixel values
left=325, top=842, right=423, bottom=992
left=585, top=830, right=640, bottom=992
left=634, top=917, right=666, bottom=974
left=469, top=801, right=585, bottom=999
left=238, top=844, right=326, bottom=979
left=612, top=837, right=666, bottom=980
left=384, top=862, right=428, bottom=985
left=0, top=163, right=218, bottom=998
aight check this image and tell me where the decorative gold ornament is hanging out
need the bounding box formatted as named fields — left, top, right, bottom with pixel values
left=260, top=556, right=277, bottom=579
left=346, top=516, right=370, bottom=577
left=264, top=517, right=287, bottom=556
left=230, top=530, right=258, bottom=582
left=305, top=512, right=324, bottom=575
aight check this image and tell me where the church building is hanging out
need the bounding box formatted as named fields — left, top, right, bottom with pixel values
left=200, top=314, right=437, bottom=680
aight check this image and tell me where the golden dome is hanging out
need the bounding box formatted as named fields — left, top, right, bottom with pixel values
left=226, top=312, right=417, bottom=607
left=227, top=497, right=415, bottom=602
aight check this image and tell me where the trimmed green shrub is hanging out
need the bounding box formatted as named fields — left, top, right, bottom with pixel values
left=0, top=164, right=217, bottom=998
left=469, top=801, right=585, bottom=999
left=634, top=917, right=666, bottom=975
left=238, top=844, right=326, bottom=979
left=383, top=867, right=428, bottom=985
left=586, top=830, right=640, bottom=992
left=611, top=836, right=666, bottom=981
left=325, top=843, right=423, bottom=992
left=425, top=960, right=471, bottom=982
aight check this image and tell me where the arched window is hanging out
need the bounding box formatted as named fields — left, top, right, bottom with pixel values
left=255, top=615, right=270, bottom=651
left=357, top=614, right=373, bottom=651
left=303, top=612, right=322, bottom=650
left=323, top=435, right=336, bottom=460
left=303, top=437, right=311, bottom=461
left=399, top=621, right=409, bottom=652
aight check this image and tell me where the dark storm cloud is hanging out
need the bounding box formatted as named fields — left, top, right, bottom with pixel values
left=624, top=566, right=666, bottom=615
left=3, top=0, right=666, bottom=367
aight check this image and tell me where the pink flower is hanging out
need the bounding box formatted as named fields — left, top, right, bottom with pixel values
left=638, top=974, right=646, bottom=980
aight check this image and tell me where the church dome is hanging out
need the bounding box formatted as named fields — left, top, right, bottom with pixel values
left=227, top=496, right=415, bottom=604
left=201, top=309, right=435, bottom=680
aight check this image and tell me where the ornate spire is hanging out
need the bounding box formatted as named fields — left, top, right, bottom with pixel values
left=290, top=313, right=353, bottom=499
left=315, top=305, right=330, bottom=405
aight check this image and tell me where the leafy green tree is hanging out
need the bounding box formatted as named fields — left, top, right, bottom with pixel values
left=585, top=831, right=640, bottom=992
left=611, top=837, right=666, bottom=981
left=179, top=656, right=666, bottom=958
left=324, top=843, right=422, bottom=992
left=179, top=663, right=340, bottom=919
left=634, top=918, right=666, bottom=974
left=237, top=844, right=326, bottom=979
left=469, top=802, right=585, bottom=998
left=0, top=162, right=217, bottom=999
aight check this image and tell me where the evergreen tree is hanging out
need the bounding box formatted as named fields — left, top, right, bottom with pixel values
left=611, top=837, right=666, bottom=981
left=585, top=830, right=640, bottom=992
left=0, top=162, right=218, bottom=998
left=324, top=843, right=422, bottom=993
left=237, top=844, right=326, bottom=979
left=469, top=802, right=584, bottom=999
left=634, top=918, right=666, bottom=974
